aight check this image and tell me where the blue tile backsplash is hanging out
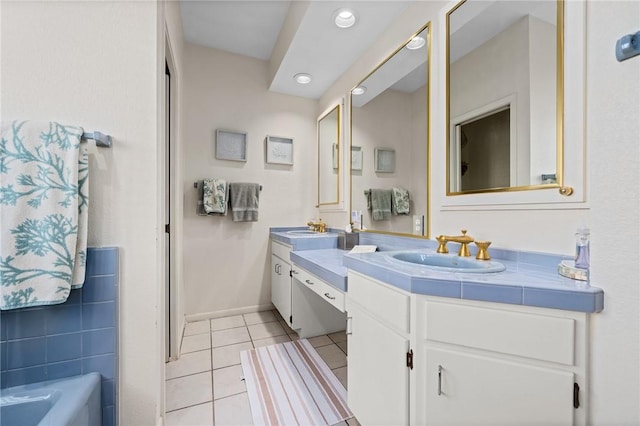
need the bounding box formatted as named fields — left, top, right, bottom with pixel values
left=0, top=247, right=118, bottom=426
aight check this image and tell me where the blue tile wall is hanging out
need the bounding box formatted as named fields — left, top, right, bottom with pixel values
left=0, top=247, right=118, bottom=426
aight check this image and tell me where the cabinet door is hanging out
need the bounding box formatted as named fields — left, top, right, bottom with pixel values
left=271, top=254, right=291, bottom=324
left=347, top=303, right=410, bottom=426
left=423, top=347, right=575, bottom=426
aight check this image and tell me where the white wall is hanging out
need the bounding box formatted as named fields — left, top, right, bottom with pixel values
left=1, top=1, right=163, bottom=425
left=182, top=44, right=317, bottom=318
left=587, top=1, right=640, bottom=423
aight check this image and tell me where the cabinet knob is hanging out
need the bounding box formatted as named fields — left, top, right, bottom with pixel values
left=291, top=270, right=299, bottom=275
left=324, top=292, right=336, bottom=300
left=305, top=279, right=314, bottom=285
left=438, top=365, right=443, bottom=396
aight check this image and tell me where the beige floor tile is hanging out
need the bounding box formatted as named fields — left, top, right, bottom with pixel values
left=278, top=319, right=294, bottom=333
left=332, top=366, right=348, bottom=389
left=212, top=341, right=253, bottom=370
left=243, top=311, right=276, bottom=325
left=181, top=333, right=211, bottom=354
left=213, top=364, right=247, bottom=400
left=328, top=331, right=347, bottom=343
left=212, top=326, right=251, bottom=348
left=288, top=333, right=300, bottom=341
left=183, top=320, right=210, bottom=337
left=337, top=340, right=347, bottom=355
left=247, top=321, right=286, bottom=340
left=315, top=344, right=347, bottom=369
left=165, top=371, right=212, bottom=412
left=211, top=315, right=245, bottom=332
left=214, top=392, right=254, bottom=426
left=165, top=402, right=213, bottom=426
left=166, top=349, right=211, bottom=380
left=308, top=335, right=333, bottom=348
left=253, top=334, right=290, bottom=348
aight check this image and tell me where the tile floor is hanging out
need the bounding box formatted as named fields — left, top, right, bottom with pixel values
left=165, top=309, right=360, bottom=426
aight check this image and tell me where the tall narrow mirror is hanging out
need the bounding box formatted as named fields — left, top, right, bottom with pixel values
left=350, top=24, right=430, bottom=237
left=318, top=105, right=341, bottom=206
left=447, top=0, right=564, bottom=194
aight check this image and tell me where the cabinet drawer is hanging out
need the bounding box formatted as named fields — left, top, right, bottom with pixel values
left=293, top=266, right=345, bottom=312
left=425, top=300, right=576, bottom=365
left=347, top=271, right=410, bottom=334
left=272, top=240, right=291, bottom=261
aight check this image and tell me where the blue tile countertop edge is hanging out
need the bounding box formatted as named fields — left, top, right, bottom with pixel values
left=270, top=230, right=604, bottom=313
left=344, top=250, right=604, bottom=314
left=290, top=250, right=348, bottom=292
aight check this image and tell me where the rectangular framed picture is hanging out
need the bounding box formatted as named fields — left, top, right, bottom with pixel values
left=374, top=148, right=395, bottom=173
left=351, top=145, right=363, bottom=171
left=265, top=135, right=293, bottom=165
left=216, top=129, right=247, bottom=162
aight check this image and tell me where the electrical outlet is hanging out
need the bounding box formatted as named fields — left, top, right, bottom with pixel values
left=413, top=215, right=424, bottom=235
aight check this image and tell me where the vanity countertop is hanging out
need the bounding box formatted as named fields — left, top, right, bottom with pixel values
left=290, top=249, right=348, bottom=292
left=270, top=227, right=338, bottom=251
left=344, top=249, right=604, bottom=313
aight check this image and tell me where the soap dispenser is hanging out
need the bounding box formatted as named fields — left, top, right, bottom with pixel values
left=575, top=227, right=590, bottom=269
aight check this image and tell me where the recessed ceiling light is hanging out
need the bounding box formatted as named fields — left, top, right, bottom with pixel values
left=333, top=8, right=357, bottom=28
left=406, top=36, right=426, bottom=50
left=352, top=86, right=367, bottom=95
left=294, top=73, right=312, bottom=84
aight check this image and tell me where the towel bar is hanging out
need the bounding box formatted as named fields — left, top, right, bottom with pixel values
left=81, top=131, right=111, bottom=148
left=193, top=181, right=262, bottom=191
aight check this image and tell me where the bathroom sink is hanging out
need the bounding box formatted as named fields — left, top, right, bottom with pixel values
left=286, top=230, right=319, bottom=235
left=389, top=252, right=506, bottom=273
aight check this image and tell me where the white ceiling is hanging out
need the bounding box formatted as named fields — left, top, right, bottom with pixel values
left=179, top=1, right=411, bottom=99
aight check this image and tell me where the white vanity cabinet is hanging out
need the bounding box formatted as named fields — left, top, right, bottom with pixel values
left=415, top=297, right=587, bottom=426
left=271, top=241, right=293, bottom=326
left=345, top=271, right=589, bottom=426
left=346, top=271, right=412, bottom=426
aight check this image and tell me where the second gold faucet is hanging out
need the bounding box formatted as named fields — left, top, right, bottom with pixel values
left=436, top=229, right=492, bottom=260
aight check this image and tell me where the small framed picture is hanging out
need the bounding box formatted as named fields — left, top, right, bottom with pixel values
left=374, top=148, right=395, bottom=173
left=351, top=146, right=363, bottom=171
left=265, top=135, right=293, bottom=165
left=216, top=129, right=247, bottom=162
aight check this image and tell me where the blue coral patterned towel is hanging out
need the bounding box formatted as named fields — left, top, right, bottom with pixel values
left=0, top=121, right=89, bottom=310
left=203, top=178, right=228, bottom=215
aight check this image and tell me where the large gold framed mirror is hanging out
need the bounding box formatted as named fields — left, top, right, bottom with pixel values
left=318, top=104, right=341, bottom=206
left=350, top=23, right=431, bottom=237
left=446, top=0, right=571, bottom=196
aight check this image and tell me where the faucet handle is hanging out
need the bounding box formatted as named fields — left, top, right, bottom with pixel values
left=436, top=235, right=449, bottom=254
left=475, top=241, right=492, bottom=260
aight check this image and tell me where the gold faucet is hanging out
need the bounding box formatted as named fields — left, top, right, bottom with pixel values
left=307, top=219, right=326, bottom=233
left=436, top=229, right=474, bottom=257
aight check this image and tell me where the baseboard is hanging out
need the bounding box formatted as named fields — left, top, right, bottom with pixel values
left=185, top=303, right=275, bottom=323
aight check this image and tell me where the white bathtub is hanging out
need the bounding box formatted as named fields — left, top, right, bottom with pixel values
left=0, top=373, right=101, bottom=426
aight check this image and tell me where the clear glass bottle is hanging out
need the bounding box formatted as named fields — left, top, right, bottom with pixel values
left=575, top=227, right=590, bottom=269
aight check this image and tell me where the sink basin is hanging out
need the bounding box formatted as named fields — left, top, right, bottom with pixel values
left=286, top=230, right=319, bottom=235
left=389, top=252, right=506, bottom=273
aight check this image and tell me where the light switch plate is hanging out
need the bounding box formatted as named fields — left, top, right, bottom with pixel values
left=413, top=215, right=424, bottom=235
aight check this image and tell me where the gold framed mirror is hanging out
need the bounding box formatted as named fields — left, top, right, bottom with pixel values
left=317, top=104, right=341, bottom=206
left=446, top=0, right=571, bottom=196
left=350, top=23, right=431, bottom=238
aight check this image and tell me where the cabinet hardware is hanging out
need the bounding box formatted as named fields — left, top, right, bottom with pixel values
left=573, top=383, right=580, bottom=408
left=291, top=270, right=299, bottom=274
left=289, top=269, right=293, bottom=277
left=275, top=264, right=281, bottom=275
left=406, top=350, right=414, bottom=370
left=289, top=315, right=293, bottom=324
left=324, top=292, right=336, bottom=300
left=346, top=316, right=352, bottom=335
left=305, top=279, right=314, bottom=285
left=437, top=365, right=443, bottom=396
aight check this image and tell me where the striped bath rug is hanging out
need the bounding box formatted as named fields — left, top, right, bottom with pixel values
left=240, top=339, right=352, bottom=426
